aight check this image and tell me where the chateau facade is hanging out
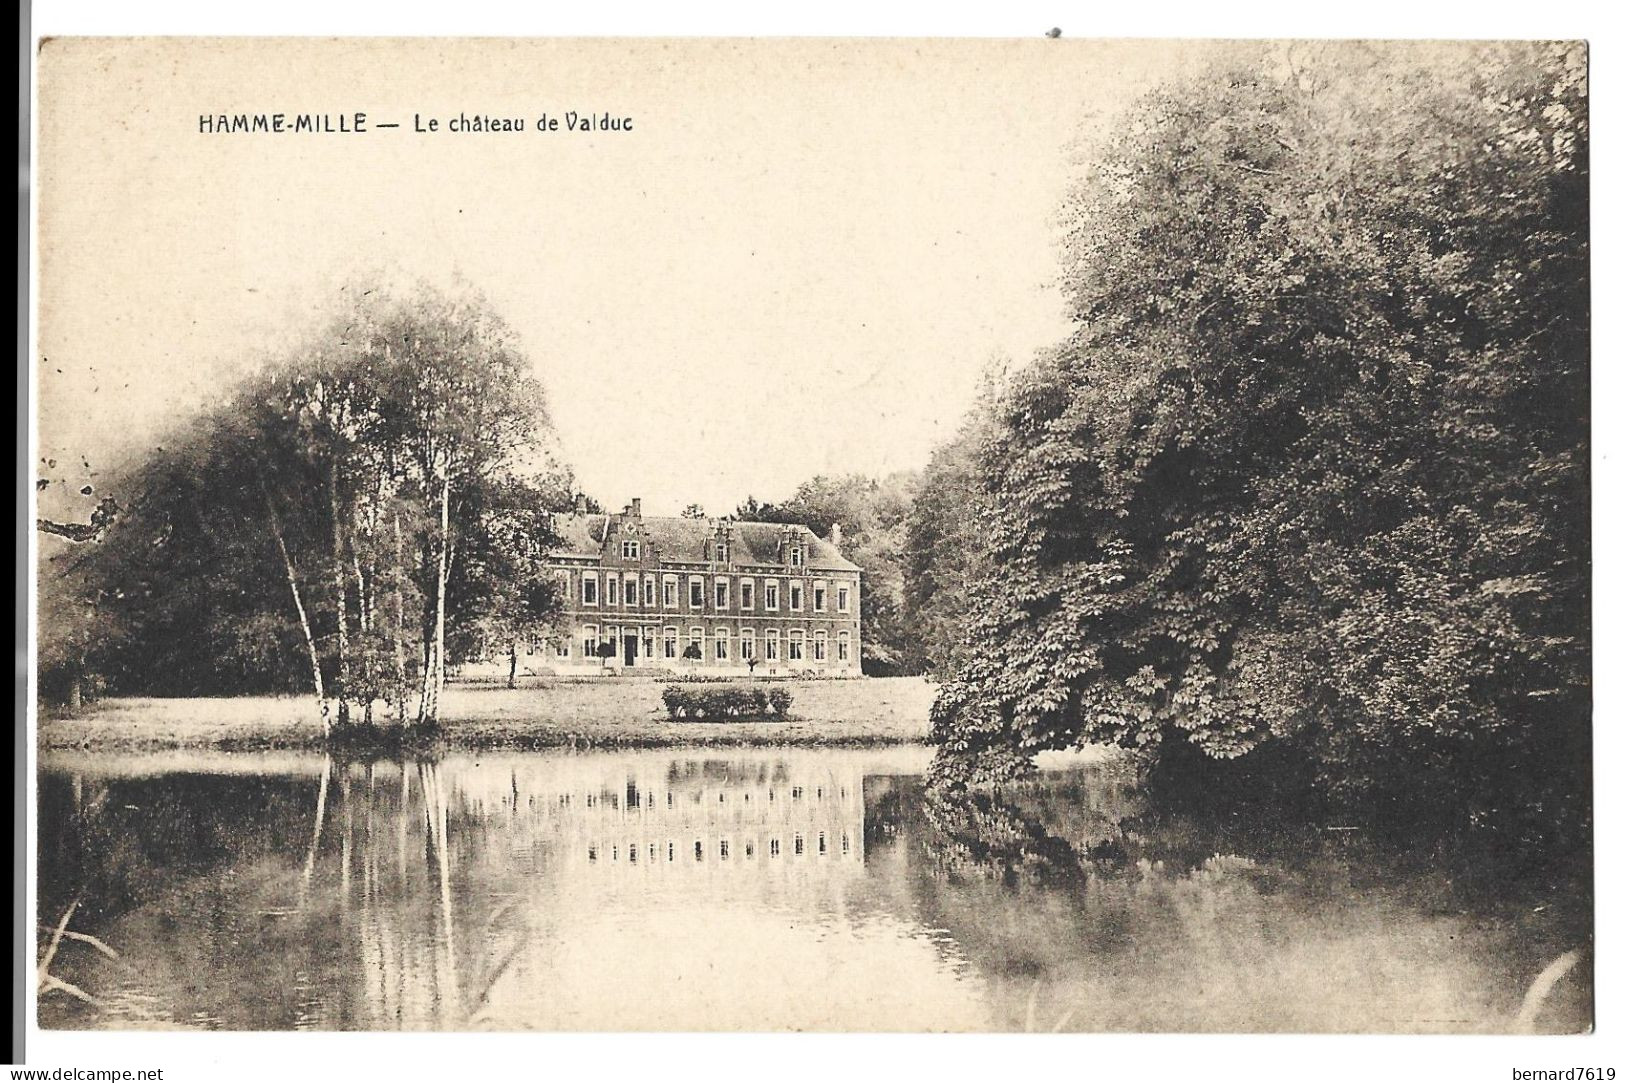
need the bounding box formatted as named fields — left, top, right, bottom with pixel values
left=518, top=498, right=862, bottom=678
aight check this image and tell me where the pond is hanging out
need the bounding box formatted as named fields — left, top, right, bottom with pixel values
left=37, top=745, right=1590, bottom=1033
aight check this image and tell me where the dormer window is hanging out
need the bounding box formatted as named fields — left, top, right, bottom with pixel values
left=621, top=540, right=640, bottom=559
left=789, top=545, right=804, bottom=568
left=715, top=543, right=728, bottom=562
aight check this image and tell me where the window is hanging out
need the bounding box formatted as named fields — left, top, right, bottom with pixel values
left=740, top=630, right=755, bottom=661
left=714, top=628, right=729, bottom=661
left=837, top=631, right=850, bottom=662
left=789, top=584, right=804, bottom=612
left=740, top=578, right=754, bottom=609
left=715, top=578, right=729, bottom=610
left=582, top=624, right=598, bottom=657
left=790, top=545, right=804, bottom=568
left=624, top=574, right=638, bottom=607
left=607, top=576, right=619, bottom=606
left=813, top=582, right=827, bottom=612
left=689, top=627, right=704, bottom=656
left=663, top=627, right=678, bottom=659
left=837, top=585, right=850, bottom=613
left=689, top=578, right=705, bottom=609
left=764, top=581, right=779, bottom=611
left=556, top=638, right=571, bottom=660
left=716, top=543, right=728, bottom=562
left=642, top=629, right=655, bottom=658
left=643, top=576, right=656, bottom=607
left=582, top=572, right=598, bottom=606
left=765, top=629, right=780, bottom=661
left=621, top=539, right=640, bottom=559
left=788, top=630, right=804, bottom=661
left=663, top=575, right=678, bottom=608
left=813, top=630, right=827, bottom=661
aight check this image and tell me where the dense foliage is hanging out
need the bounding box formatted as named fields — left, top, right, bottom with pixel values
left=37, top=280, right=571, bottom=729
left=739, top=473, right=922, bottom=674
left=927, top=43, right=1589, bottom=849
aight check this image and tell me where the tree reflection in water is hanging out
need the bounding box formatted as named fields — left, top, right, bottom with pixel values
left=919, top=784, right=1086, bottom=889
left=37, top=748, right=1591, bottom=1033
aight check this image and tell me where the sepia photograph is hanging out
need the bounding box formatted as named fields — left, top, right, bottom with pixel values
left=28, top=32, right=1592, bottom=1046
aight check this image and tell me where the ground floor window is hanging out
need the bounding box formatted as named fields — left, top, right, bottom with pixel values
left=688, top=627, right=704, bottom=657
left=813, top=630, right=827, bottom=661
left=663, top=627, right=678, bottom=658
left=582, top=624, right=598, bottom=658
left=555, top=637, right=570, bottom=660
left=740, top=631, right=755, bottom=660
left=837, top=631, right=850, bottom=662
left=765, top=630, right=780, bottom=661
left=714, top=628, right=729, bottom=661
left=788, top=630, right=804, bottom=661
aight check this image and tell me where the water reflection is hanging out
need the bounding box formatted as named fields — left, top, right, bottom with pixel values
left=37, top=747, right=1589, bottom=1033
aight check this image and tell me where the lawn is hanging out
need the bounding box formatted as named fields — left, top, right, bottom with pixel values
left=37, top=676, right=940, bottom=752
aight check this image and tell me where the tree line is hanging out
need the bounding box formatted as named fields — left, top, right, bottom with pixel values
left=38, top=280, right=572, bottom=733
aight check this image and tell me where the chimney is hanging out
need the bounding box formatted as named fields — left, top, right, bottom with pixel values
left=573, top=492, right=588, bottom=514
left=830, top=522, right=843, bottom=549
left=631, top=497, right=642, bottom=518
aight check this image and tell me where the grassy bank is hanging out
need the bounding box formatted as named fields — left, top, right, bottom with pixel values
left=38, top=676, right=939, bottom=753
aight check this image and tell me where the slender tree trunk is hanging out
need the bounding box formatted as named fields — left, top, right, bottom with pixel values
left=424, top=471, right=451, bottom=725
left=265, top=493, right=330, bottom=734
left=415, top=515, right=437, bottom=727
left=330, top=466, right=351, bottom=728
left=392, top=510, right=409, bottom=727
left=353, top=553, right=370, bottom=634
left=507, top=641, right=518, bottom=689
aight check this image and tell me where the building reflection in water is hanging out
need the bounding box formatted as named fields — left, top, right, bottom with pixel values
left=332, top=749, right=977, bottom=1031
left=37, top=747, right=995, bottom=1032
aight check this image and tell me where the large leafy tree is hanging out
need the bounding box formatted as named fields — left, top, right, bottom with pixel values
left=929, top=43, right=1588, bottom=845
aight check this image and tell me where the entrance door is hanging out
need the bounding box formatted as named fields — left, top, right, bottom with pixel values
left=622, top=633, right=638, bottom=667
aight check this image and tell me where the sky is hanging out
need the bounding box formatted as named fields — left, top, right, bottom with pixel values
left=35, top=38, right=1213, bottom=518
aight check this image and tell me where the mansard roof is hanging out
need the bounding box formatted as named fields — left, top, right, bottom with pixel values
left=548, top=513, right=860, bottom=572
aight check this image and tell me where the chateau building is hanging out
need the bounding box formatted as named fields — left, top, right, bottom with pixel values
left=518, top=498, right=862, bottom=678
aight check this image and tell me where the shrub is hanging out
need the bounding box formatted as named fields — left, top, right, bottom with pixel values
left=661, top=684, right=793, bottom=722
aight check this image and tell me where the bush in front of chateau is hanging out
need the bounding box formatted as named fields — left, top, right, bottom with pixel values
left=661, top=685, right=793, bottom=721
